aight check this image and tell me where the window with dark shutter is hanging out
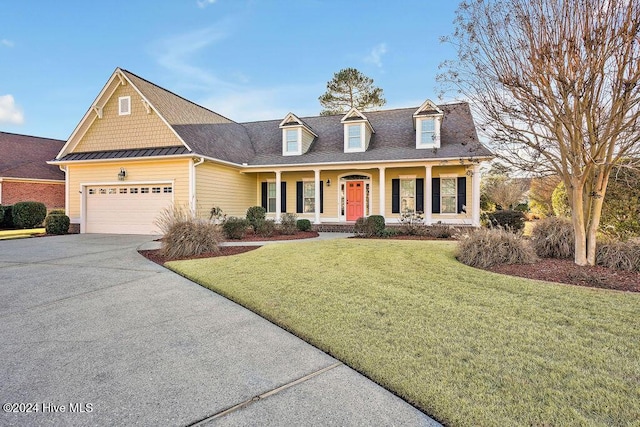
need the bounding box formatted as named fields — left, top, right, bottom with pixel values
left=392, top=179, right=400, bottom=213
left=261, top=182, right=268, bottom=210
left=296, top=181, right=303, bottom=213
left=416, top=178, right=424, bottom=213
left=457, top=177, right=467, bottom=213
left=281, top=182, right=287, bottom=213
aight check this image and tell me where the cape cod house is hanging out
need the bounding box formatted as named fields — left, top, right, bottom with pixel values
left=50, top=68, right=492, bottom=234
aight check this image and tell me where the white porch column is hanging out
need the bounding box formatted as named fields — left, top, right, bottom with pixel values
left=425, top=165, right=433, bottom=225
left=275, top=170, right=282, bottom=223
left=378, top=166, right=386, bottom=219
left=472, top=164, right=481, bottom=226
left=314, top=169, right=321, bottom=224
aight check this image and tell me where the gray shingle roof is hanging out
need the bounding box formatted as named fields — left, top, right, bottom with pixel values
left=242, top=103, right=491, bottom=166
left=121, top=69, right=233, bottom=125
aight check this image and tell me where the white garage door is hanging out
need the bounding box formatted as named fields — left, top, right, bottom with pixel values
left=85, top=184, right=173, bottom=234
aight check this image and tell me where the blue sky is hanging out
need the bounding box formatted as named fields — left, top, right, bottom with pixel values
left=0, top=0, right=460, bottom=140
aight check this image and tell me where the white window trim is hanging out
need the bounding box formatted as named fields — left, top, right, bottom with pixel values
left=440, top=176, right=457, bottom=215
left=282, top=127, right=302, bottom=156
left=344, top=123, right=365, bottom=153
left=416, top=117, right=441, bottom=149
left=118, top=96, right=131, bottom=116
left=400, top=177, right=417, bottom=214
left=266, top=181, right=277, bottom=213
left=302, top=180, right=315, bottom=214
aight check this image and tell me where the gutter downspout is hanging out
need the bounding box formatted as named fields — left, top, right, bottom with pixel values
left=190, top=157, right=205, bottom=214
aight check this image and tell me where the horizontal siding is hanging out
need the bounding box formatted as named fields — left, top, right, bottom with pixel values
left=73, top=83, right=182, bottom=153
left=301, top=129, right=314, bottom=153
left=67, top=159, right=190, bottom=221
left=196, top=162, right=255, bottom=218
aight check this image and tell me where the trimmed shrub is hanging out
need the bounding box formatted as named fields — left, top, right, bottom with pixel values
left=596, top=240, right=640, bottom=272
left=279, top=213, right=298, bottom=235
left=487, top=210, right=526, bottom=232
left=161, top=220, right=222, bottom=259
left=379, top=228, right=400, bottom=238
left=222, top=216, right=249, bottom=240
left=456, top=228, right=537, bottom=268
left=255, top=219, right=277, bottom=237
left=354, top=215, right=386, bottom=237
left=44, top=214, right=70, bottom=235
left=531, top=217, right=575, bottom=259
left=12, top=201, right=47, bottom=229
left=296, top=219, right=312, bottom=231
left=246, top=206, right=266, bottom=231
left=0, top=205, right=13, bottom=228
left=48, top=209, right=65, bottom=215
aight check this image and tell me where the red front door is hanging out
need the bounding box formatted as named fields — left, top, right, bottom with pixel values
left=346, top=181, right=364, bottom=221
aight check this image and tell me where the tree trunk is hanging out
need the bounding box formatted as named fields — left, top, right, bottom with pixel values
left=571, top=185, right=589, bottom=266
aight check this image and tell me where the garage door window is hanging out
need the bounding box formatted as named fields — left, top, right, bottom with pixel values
left=99, top=188, right=106, bottom=195
left=119, top=188, right=127, bottom=194
left=152, top=187, right=161, bottom=194
left=163, top=187, right=172, bottom=193
left=130, top=188, right=138, bottom=194
left=141, top=188, right=149, bottom=194
left=88, top=189, right=95, bottom=195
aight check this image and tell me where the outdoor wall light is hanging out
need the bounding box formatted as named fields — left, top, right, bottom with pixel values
left=118, top=168, right=127, bottom=181
left=326, top=179, right=331, bottom=187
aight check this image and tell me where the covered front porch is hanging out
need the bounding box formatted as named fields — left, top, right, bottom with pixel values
left=247, top=161, right=482, bottom=226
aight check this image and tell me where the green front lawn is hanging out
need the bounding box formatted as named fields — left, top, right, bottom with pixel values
left=167, top=240, right=640, bottom=426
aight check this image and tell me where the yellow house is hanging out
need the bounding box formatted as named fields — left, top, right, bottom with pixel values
left=50, top=68, right=492, bottom=234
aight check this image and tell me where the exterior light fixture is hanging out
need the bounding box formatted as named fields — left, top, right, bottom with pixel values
left=118, top=168, right=127, bottom=181
left=326, top=179, right=331, bottom=187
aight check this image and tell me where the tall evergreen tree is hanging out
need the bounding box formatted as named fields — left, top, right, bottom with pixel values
left=319, top=68, right=386, bottom=116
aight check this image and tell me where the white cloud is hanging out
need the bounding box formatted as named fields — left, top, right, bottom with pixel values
left=364, top=43, right=388, bottom=68
left=154, top=26, right=234, bottom=90
left=0, top=94, right=24, bottom=125
left=196, top=0, right=216, bottom=8
left=1, top=39, right=14, bottom=48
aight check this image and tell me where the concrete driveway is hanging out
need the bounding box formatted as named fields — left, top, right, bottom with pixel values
left=0, top=234, right=439, bottom=426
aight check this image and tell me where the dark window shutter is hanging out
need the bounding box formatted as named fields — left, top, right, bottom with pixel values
left=296, top=181, right=303, bottom=213
left=392, top=179, right=400, bottom=214
left=320, top=181, right=324, bottom=214
left=457, top=177, right=467, bottom=213
left=416, top=178, right=424, bottom=213
left=281, top=181, right=287, bottom=213
left=432, top=178, right=440, bottom=214
left=261, top=182, right=268, bottom=210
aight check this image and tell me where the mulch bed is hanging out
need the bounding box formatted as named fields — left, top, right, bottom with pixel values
left=140, top=246, right=259, bottom=265
left=226, top=230, right=319, bottom=241
left=486, top=258, right=640, bottom=292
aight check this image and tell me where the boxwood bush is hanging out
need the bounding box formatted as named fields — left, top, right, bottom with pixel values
left=12, top=201, right=47, bottom=229
left=44, top=214, right=70, bottom=235
left=222, top=217, right=250, bottom=240
left=354, top=215, right=386, bottom=237
left=487, top=210, right=526, bottom=232
left=246, top=206, right=266, bottom=231
left=296, top=219, right=312, bottom=232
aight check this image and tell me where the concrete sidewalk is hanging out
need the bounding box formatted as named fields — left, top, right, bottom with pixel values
left=0, top=234, right=439, bottom=426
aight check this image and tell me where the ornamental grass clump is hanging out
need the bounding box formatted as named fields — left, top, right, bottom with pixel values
left=596, top=240, right=640, bottom=272
left=161, top=220, right=222, bottom=259
left=531, top=216, right=575, bottom=259
left=456, top=227, right=537, bottom=268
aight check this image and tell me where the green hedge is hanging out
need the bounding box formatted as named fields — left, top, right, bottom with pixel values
left=0, top=205, right=13, bottom=228
left=12, top=201, right=47, bottom=229
left=296, top=219, right=312, bottom=231
left=45, top=214, right=70, bottom=235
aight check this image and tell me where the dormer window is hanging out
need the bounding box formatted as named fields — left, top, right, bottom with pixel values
left=347, top=124, right=362, bottom=149
left=118, top=96, right=131, bottom=116
left=279, top=112, right=317, bottom=156
left=413, top=99, right=443, bottom=149
left=341, top=108, right=374, bottom=153
left=285, top=129, right=300, bottom=154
